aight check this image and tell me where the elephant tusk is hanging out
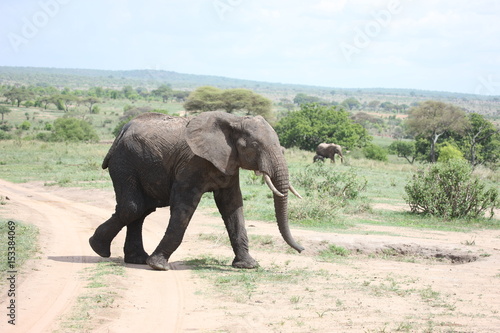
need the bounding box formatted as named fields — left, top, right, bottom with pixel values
left=263, top=174, right=285, bottom=197
left=289, top=184, right=303, bottom=199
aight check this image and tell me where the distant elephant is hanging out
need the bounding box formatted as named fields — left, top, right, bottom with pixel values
left=315, top=142, right=345, bottom=163
left=313, top=154, right=326, bottom=163
left=89, top=111, right=304, bottom=271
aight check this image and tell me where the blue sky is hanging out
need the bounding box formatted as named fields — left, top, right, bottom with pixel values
left=1, top=0, right=499, bottom=94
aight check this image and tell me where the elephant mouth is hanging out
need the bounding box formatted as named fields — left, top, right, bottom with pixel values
left=254, top=171, right=302, bottom=199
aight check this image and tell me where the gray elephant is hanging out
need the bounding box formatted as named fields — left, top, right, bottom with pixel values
left=89, top=111, right=304, bottom=271
left=313, top=154, right=326, bottom=163
left=315, top=142, right=345, bottom=163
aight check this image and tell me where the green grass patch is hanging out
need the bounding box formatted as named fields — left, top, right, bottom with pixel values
left=0, top=220, right=39, bottom=283
left=318, top=244, right=351, bottom=262
left=0, top=140, right=112, bottom=187
left=184, top=255, right=327, bottom=302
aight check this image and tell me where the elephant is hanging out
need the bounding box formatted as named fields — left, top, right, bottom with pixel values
left=313, top=154, right=326, bottom=163
left=89, top=111, right=304, bottom=271
left=315, top=142, right=345, bottom=163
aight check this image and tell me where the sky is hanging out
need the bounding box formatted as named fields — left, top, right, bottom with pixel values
left=1, top=0, right=499, bottom=95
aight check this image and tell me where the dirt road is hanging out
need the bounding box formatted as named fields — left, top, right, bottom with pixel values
left=1, top=179, right=499, bottom=332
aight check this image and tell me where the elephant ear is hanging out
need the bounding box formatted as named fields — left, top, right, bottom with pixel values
left=186, top=111, right=239, bottom=176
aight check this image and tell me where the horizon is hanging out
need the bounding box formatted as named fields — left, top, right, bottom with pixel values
left=2, top=1, right=499, bottom=96
left=3, top=64, right=495, bottom=97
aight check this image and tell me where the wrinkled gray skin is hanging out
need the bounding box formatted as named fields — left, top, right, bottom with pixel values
left=315, top=142, right=345, bottom=163
left=89, top=111, right=304, bottom=271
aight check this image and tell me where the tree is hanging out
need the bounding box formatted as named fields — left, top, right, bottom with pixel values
left=83, top=97, right=101, bottom=114
left=172, top=91, right=189, bottom=102
left=462, top=113, right=500, bottom=167
left=368, top=100, right=381, bottom=109
left=4, top=87, right=34, bottom=107
left=152, top=84, right=173, bottom=103
left=183, top=87, right=272, bottom=118
left=293, top=93, right=322, bottom=105
left=406, top=101, right=468, bottom=163
left=275, top=103, right=371, bottom=151
left=380, top=101, right=396, bottom=112
left=341, top=97, right=361, bottom=110
left=219, top=89, right=251, bottom=113
left=389, top=140, right=416, bottom=164
left=55, top=94, right=79, bottom=112
left=0, top=105, right=11, bottom=122
left=183, top=86, right=223, bottom=113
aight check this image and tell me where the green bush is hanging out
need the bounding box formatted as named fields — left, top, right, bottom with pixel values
left=363, top=143, right=388, bottom=162
left=50, top=117, right=99, bottom=142
left=438, top=143, right=464, bottom=162
left=289, top=163, right=367, bottom=224
left=0, top=130, right=13, bottom=140
left=20, top=121, right=31, bottom=130
left=404, top=159, right=498, bottom=218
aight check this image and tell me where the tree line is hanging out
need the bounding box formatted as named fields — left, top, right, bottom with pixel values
left=0, top=84, right=190, bottom=112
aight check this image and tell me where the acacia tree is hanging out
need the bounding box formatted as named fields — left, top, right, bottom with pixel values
left=183, top=86, right=272, bottom=118
left=4, top=87, right=34, bottom=107
left=183, top=86, right=223, bottom=113
left=406, top=101, right=468, bottom=162
left=0, top=105, right=11, bottom=122
left=83, top=97, right=101, bottom=114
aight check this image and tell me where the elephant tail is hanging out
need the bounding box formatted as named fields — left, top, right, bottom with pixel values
left=102, top=122, right=130, bottom=169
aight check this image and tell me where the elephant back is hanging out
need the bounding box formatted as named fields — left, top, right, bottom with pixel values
left=102, top=113, right=189, bottom=169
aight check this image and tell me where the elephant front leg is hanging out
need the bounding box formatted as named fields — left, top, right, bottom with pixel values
left=214, top=185, right=258, bottom=269
left=146, top=187, right=203, bottom=271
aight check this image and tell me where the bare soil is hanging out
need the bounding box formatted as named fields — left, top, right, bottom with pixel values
left=1, top=179, right=499, bottom=332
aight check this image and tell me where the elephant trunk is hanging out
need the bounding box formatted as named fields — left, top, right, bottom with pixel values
left=264, top=154, right=304, bottom=253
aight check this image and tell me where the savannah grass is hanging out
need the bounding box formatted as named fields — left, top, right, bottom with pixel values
left=0, top=137, right=498, bottom=232
left=0, top=219, right=39, bottom=283
left=184, top=255, right=325, bottom=303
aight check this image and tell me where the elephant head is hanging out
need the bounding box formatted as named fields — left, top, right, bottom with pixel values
left=186, top=111, right=304, bottom=253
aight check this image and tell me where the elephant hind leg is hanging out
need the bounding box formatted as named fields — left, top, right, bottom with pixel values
left=123, top=208, right=155, bottom=264
left=89, top=213, right=123, bottom=258
left=89, top=192, right=152, bottom=259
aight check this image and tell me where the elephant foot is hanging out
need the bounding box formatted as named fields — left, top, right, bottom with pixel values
left=146, top=254, right=170, bottom=271
left=89, top=236, right=111, bottom=258
left=124, top=250, right=149, bottom=265
left=232, top=257, right=258, bottom=269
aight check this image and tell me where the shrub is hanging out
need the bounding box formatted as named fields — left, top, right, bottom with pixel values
left=404, top=159, right=498, bottom=219
left=0, top=130, right=13, bottom=140
left=50, top=117, right=99, bottom=142
left=438, top=143, right=464, bottom=162
left=363, top=143, right=388, bottom=162
left=19, top=121, right=31, bottom=130
left=289, top=163, right=367, bottom=224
